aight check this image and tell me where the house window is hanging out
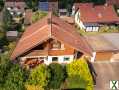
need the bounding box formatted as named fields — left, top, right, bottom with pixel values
left=52, top=57, right=58, bottom=62
left=51, top=40, right=61, bottom=50
left=64, top=57, right=70, bottom=61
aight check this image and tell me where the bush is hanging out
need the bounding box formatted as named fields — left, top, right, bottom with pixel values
left=4, top=64, right=26, bottom=90
left=27, top=64, right=50, bottom=89
left=0, top=0, right=4, bottom=11
left=25, top=85, right=44, bottom=90
left=48, top=63, right=66, bottom=89
left=99, top=25, right=119, bottom=33
left=25, top=0, right=38, bottom=10
left=99, top=25, right=109, bottom=32
left=0, top=52, right=11, bottom=85
left=0, top=52, right=26, bottom=90
left=0, top=36, right=9, bottom=48
left=3, top=8, right=13, bottom=30
left=66, top=58, right=93, bottom=90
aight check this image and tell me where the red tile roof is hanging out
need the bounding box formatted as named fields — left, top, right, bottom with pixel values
left=77, top=3, right=119, bottom=23
left=11, top=12, right=92, bottom=60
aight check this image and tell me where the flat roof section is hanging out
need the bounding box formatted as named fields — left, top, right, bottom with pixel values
left=85, top=33, right=119, bottom=52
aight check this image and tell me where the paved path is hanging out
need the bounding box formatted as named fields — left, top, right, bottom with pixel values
left=93, top=62, right=119, bottom=90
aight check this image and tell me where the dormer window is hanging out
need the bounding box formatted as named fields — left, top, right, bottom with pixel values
left=51, top=40, right=61, bottom=50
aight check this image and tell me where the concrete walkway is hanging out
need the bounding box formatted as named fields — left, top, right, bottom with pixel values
left=93, top=62, right=119, bottom=90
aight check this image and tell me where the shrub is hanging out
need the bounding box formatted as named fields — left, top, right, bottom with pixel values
left=27, top=64, right=50, bottom=89
left=48, top=63, right=66, bottom=89
left=0, top=0, right=4, bottom=11
left=66, top=58, right=93, bottom=90
left=99, top=25, right=109, bottom=32
left=0, top=52, right=26, bottom=90
left=4, top=64, right=26, bottom=90
left=0, top=52, right=11, bottom=85
left=25, top=85, right=44, bottom=90
left=3, top=8, right=13, bottom=30
left=25, top=0, right=38, bottom=10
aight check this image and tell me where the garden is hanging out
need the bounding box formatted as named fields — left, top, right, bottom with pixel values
left=0, top=52, right=93, bottom=90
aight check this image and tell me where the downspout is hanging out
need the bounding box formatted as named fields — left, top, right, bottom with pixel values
left=91, top=52, right=96, bottom=62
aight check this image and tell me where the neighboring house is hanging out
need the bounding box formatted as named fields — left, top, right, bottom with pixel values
left=5, top=0, right=26, bottom=13
left=6, top=31, right=18, bottom=41
left=73, top=3, right=119, bottom=32
left=59, top=9, right=68, bottom=16
left=85, top=33, right=119, bottom=62
left=106, top=0, right=119, bottom=6
left=10, top=12, right=92, bottom=67
left=38, top=0, right=58, bottom=12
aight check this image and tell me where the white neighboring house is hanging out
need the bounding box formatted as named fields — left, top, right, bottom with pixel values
left=72, top=3, right=119, bottom=32
left=74, top=9, right=85, bottom=30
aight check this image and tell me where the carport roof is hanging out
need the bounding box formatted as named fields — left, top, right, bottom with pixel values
left=85, top=33, right=119, bottom=52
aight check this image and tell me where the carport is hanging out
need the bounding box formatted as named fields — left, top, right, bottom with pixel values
left=85, top=33, right=119, bottom=62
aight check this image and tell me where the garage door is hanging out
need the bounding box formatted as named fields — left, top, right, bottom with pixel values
left=95, top=52, right=113, bottom=61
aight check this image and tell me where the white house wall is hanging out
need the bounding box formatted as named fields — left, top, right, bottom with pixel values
left=75, top=11, right=85, bottom=29
left=91, top=52, right=96, bottom=62
left=20, top=55, right=74, bottom=65
left=74, top=10, right=100, bottom=32
left=47, top=55, right=74, bottom=65
left=86, top=27, right=99, bottom=32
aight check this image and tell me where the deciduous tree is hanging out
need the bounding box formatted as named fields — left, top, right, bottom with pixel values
left=48, top=63, right=66, bottom=89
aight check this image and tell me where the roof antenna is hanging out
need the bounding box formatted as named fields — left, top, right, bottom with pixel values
left=47, top=18, right=51, bottom=24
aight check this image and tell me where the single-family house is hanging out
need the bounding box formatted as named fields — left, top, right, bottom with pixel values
left=38, top=0, right=58, bottom=12
left=10, top=12, right=92, bottom=67
left=73, top=3, right=119, bottom=32
left=5, top=0, right=26, bottom=13
left=106, top=0, right=119, bottom=6
left=85, top=33, right=119, bottom=62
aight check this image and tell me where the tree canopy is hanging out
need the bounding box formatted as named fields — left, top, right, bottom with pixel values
left=27, top=64, right=50, bottom=88
left=48, top=63, right=66, bottom=89
left=66, top=58, right=93, bottom=90
left=0, top=52, right=26, bottom=90
left=25, top=0, right=39, bottom=11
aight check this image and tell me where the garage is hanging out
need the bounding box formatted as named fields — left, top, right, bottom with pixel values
left=95, top=51, right=114, bottom=61
left=85, top=33, right=119, bottom=62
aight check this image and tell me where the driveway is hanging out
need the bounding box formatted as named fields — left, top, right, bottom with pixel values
left=93, top=62, right=119, bottom=90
